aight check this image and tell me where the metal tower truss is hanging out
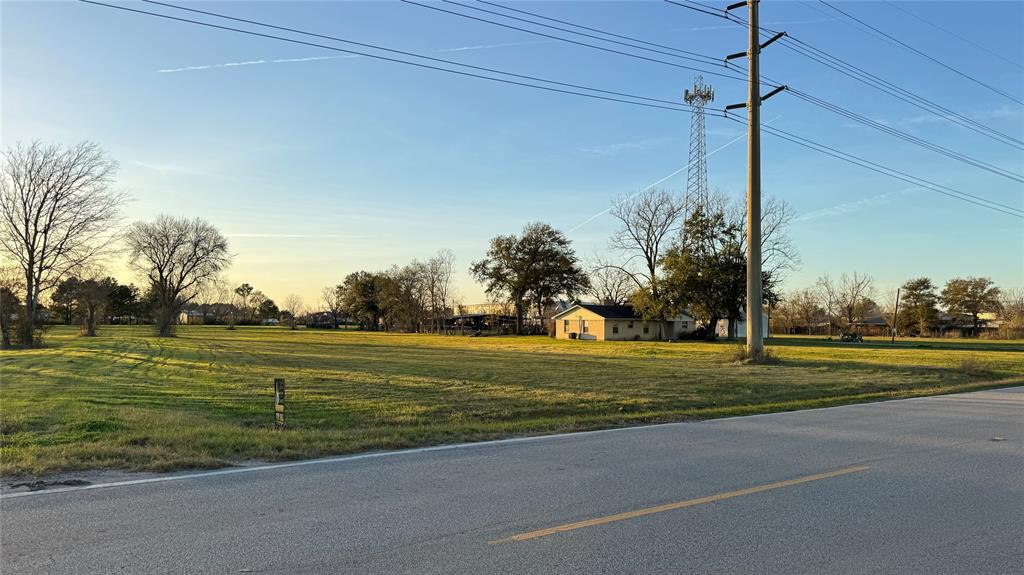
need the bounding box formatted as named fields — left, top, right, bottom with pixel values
left=684, top=75, right=714, bottom=217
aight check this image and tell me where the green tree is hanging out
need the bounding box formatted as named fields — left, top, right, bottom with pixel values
left=257, top=297, right=279, bottom=322
left=900, top=277, right=939, bottom=336
left=471, top=222, right=589, bottom=335
left=941, top=277, right=1001, bottom=336
left=660, top=207, right=777, bottom=339
left=107, top=282, right=140, bottom=324
left=51, top=277, right=81, bottom=325
left=340, top=271, right=384, bottom=330
left=234, top=283, right=254, bottom=324
left=74, top=277, right=116, bottom=336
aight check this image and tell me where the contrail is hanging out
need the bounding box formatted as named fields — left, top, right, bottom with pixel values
left=568, top=116, right=782, bottom=233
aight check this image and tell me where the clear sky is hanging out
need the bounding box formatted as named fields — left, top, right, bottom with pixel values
left=3, top=0, right=1022, bottom=307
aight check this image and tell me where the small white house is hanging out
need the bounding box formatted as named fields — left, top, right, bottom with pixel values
left=551, top=303, right=696, bottom=341
left=715, top=312, right=770, bottom=339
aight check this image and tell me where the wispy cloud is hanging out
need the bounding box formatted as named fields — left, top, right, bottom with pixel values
left=578, top=137, right=676, bottom=156
left=157, top=40, right=556, bottom=74
left=844, top=105, right=1021, bottom=130
left=157, top=55, right=357, bottom=74
left=226, top=233, right=362, bottom=239
left=794, top=187, right=919, bottom=222
left=436, top=40, right=556, bottom=53
left=132, top=160, right=208, bottom=176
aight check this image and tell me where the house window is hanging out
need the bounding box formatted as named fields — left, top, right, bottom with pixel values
left=612, top=325, right=619, bottom=334
left=628, top=321, right=634, bottom=329
left=643, top=326, right=649, bottom=334
left=563, top=319, right=569, bottom=332
left=682, top=321, right=688, bottom=329
left=582, top=320, right=589, bottom=333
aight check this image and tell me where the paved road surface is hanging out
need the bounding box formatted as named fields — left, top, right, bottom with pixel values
left=3, top=387, right=1022, bottom=574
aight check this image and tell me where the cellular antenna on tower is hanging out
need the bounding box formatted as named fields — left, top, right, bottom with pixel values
left=684, top=75, right=715, bottom=217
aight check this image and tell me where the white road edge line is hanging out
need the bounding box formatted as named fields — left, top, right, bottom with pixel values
left=3, top=386, right=1018, bottom=500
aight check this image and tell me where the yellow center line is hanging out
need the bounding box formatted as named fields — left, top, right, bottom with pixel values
left=490, top=465, right=870, bottom=544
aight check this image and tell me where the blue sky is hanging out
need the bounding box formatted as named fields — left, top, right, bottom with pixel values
left=3, top=0, right=1022, bottom=306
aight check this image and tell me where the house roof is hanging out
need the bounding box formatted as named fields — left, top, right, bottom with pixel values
left=550, top=303, right=642, bottom=320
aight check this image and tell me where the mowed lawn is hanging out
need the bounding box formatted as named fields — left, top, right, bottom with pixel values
left=2, top=325, right=1022, bottom=477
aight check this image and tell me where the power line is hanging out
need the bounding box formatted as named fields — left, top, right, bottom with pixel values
left=787, top=88, right=1024, bottom=184
left=462, top=0, right=1024, bottom=182
left=475, top=0, right=722, bottom=66
left=80, top=0, right=1021, bottom=219
left=664, top=0, right=1024, bottom=150
left=816, top=0, right=1024, bottom=106
left=86, top=0, right=711, bottom=116
left=721, top=115, right=1023, bottom=218
left=399, top=0, right=749, bottom=84
left=881, top=0, right=1024, bottom=71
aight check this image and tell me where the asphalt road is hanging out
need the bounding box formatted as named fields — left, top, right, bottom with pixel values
left=3, top=387, right=1022, bottom=574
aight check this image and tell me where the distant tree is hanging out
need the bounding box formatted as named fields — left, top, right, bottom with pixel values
left=787, top=287, right=824, bottom=335
left=997, top=288, right=1024, bottom=339
left=899, top=277, right=939, bottom=336
left=425, top=249, right=456, bottom=333
left=248, top=290, right=267, bottom=324
left=283, top=294, right=303, bottom=330
left=587, top=257, right=634, bottom=305
left=74, top=277, right=116, bottom=336
left=125, top=215, right=230, bottom=337
left=0, top=266, right=22, bottom=348
left=321, top=284, right=345, bottom=328
left=471, top=222, right=589, bottom=334
left=941, top=277, right=1001, bottom=336
left=107, top=282, right=140, bottom=324
left=234, top=283, right=254, bottom=325
left=340, top=271, right=384, bottom=330
left=51, top=277, right=81, bottom=325
left=257, top=297, right=279, bottom=322
left=0, top=141, right=125, bottom=346
left=817, top=272, right=875, bottom=332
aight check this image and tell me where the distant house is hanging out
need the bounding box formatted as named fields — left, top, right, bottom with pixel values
left=551, top=303, right=695, bottom=341
left=178, top=309, right=205, bottom=325
left=846, top=314, right=891, bottom=337
left=715, top=311, right=771, bottom=339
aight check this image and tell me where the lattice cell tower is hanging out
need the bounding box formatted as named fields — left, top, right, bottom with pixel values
left=684, top=75, right=715, bottom=216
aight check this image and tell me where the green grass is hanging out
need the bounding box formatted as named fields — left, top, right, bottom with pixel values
left=2, top=325, right=1021, bottom=477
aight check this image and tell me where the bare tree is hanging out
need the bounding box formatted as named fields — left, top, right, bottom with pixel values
left=0, top=141, right=125, bottom=346
left=587, top=256, right=634, bottom=305
left=125, top=215, right=230, bottom=336
left=608, top=187, right=686, bottom=297
left=817, top=272, right=875, bottom=331
left=321, top=284, right=344, bottom=328
left=729, top=194, right=800, bottom=280
left=426, top=249, right=455, bottom=333
left=283, top=293, right=304, bottom=330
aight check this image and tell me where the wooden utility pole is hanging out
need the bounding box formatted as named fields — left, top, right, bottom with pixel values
left=745, top=0, right=764, bottom=359
left=891, top=288, right=901, bottom=344
left=725, top=0, right=786, bottom=358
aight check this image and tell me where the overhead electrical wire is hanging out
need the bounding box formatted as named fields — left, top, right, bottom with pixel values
left=83, top=0, right=717, bottom=116
left=720, top=116, right=1023, bottom=218
left=664, top=0, right=1024, bottom=150
left=450, top=0, right=1024, bottom=183
left=816, top=0, right=1024, bottom=106
left=881, top=0, right=1024, bottom=72
left=78, top=0, right=1022, bottom=218
left=399, top=0, right=749, bottom=83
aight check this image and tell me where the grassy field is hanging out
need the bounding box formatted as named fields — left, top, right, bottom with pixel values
left=2, top=325, right=1022, bottom=477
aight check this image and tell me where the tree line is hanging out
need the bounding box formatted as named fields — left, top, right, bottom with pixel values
left=772, top=273, right=1020, bottom=338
